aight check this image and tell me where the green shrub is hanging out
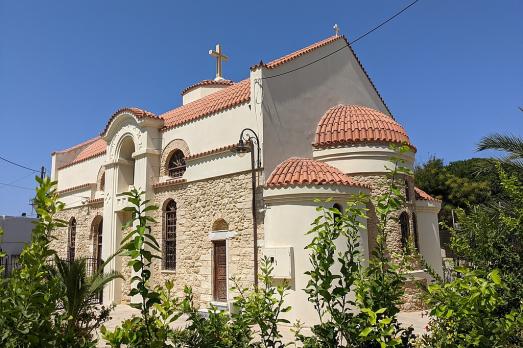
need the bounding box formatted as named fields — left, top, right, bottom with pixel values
left=232, top=256, right=291, bottom=347
left=296, top=145, right=417, bottom=347
left=0, top=177, right=108, bottom=347
left=421, top=268, right=523, bottom=347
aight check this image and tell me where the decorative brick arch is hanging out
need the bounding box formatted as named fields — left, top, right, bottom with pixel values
left=161, top=139, right=190, bottom=176
left=96, top=167, right=106, bottom=191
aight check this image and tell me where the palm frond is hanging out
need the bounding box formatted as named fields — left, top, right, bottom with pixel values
left=87, top=270, right=123, bottom=295
left=477, top=134, right=523, bottom=158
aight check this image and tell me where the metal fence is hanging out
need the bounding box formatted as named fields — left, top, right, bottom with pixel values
left=1, top=255, right=21, bottom=277
left=2, top=256, right=103, bottom=304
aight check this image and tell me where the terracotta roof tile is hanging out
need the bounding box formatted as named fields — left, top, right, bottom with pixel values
left=265, top=35, right=344, bottom=69
left=87, top=197, right=104, bottom=205
left=414, top=187, right=441, bottom=202
left=52, top=137, right=100, bottom=155
left=59, top=137, right=107, bottom=169
left=266, top=157, right=368, bottom=188
left=185, top=144, right=236, bottom=161
left=314, top=105, right=414, bottom=149
left=161, top=79, right=250, bottom=130
left=252, top=35, right=391, bottom=115
left=152, top=179, right=187, bottom=190
left=101, top=107, right=159, bottom=136
left=181, top=79, right=234, bottom=95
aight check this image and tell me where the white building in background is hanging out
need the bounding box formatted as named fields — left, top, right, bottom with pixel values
left=0, top=215, right=36, bottom=276
left=49, top=34, right=442, bottom=323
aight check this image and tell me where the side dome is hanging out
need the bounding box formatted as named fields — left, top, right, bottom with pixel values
left=266, top=157, right=366, bottom=188
left=314, top=105, right=413, bottom=149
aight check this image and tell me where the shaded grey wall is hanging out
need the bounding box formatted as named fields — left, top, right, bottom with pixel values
left=260, top=39, right=389, bottom=175
left=0, top=216, right=35, bottom=257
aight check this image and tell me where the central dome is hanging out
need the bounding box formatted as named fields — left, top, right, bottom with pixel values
left=314, top=105, right=413, bottom=148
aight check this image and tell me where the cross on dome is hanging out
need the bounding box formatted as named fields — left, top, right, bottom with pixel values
left=209, top=43, right=229, bottom=81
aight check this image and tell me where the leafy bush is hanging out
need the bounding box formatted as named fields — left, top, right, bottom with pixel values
left=421, top=268, right=523, bottom=347
left=0, top=177, right=109, bottom=347
left=296, top=145, right=416, bottom=347
left=101, top=188, right=172, bottom=347
left=232, top=256, right=291, bottom=347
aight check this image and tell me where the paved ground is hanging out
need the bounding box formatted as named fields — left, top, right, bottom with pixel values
left=96, top=305, right=430, bottom=347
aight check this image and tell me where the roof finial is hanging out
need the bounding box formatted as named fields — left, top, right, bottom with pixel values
left=209, top=43, right=229, bottom=81
left=333, top=23, right=340, bottom=37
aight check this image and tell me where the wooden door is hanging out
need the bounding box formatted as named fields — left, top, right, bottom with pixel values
left=213, top=240, right=227, bottom=302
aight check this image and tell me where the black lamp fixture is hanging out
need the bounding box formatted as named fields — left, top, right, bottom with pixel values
left=232, top=128, right=261, bottom=288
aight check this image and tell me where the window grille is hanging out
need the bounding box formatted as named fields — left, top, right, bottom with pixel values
left=163, top=200, right=177, bottom=270
left=168, top=150, right=186, bottom=178
left=68, top=218, right=77, bottom=261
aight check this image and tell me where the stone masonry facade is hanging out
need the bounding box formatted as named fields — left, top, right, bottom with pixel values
left=350, top=173, right=424, bottom=310
left=51, top=172, right=263, bottom=308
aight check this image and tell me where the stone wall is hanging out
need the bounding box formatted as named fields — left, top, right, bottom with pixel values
left=51, top=202, right=104, bottom=261
left=350, top=173, right=424, bottom=310
left=51, top=171, right=263, bottom=309
left=350, top=174, right=416, bottom=256
left=150, top=171, right=263, bottom=308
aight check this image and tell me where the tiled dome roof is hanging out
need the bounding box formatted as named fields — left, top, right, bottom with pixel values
left=314, top=105, right=413, bottom=148
left=266, top=157, right=367, bottom=188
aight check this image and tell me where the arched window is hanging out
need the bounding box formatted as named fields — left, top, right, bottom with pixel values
left=168, top=150, right=186, bottom=178
left=399, top=212, right=410, bottom=250
left=412, top=213, right=419, bottom=250
left=163, top=200, right=177, bottom=270
left=333, top=203, right=343, bottom=231
left=68, top=218, right=77, bottom=261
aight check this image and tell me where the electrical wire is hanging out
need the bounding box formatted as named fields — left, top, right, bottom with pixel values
left=0, top=182, right=35, bottom=191
left=0, top=156, right=39, bottom=173
left=262, top=0, right=421, bottom=80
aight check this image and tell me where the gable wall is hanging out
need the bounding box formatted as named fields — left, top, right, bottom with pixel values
left=260, top=39, right=389, bottom=175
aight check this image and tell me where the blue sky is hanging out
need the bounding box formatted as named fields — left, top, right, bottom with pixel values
left=0, top=0, right=521, bottom=216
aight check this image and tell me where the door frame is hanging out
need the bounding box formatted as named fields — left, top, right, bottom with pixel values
left=212, top=239, right=228, bottom=303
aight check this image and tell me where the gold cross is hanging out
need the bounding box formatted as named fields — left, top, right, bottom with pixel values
left=209, top=44, right=229, bottom=81
left=333, top=23, right=340, bottom=37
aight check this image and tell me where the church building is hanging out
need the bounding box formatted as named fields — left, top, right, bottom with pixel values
left=50, top=33, right=443, bottom=323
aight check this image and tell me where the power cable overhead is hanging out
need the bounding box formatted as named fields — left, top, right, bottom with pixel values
left=262, top=0, right=421, bottom=80
left=0, top=155, right=39, bottom=173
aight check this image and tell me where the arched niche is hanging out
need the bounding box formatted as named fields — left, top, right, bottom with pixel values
left=116, top=135, right=136, bottom=193
left=212, top=218, right=229, bottom=232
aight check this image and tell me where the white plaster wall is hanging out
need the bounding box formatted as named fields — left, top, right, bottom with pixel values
left=58, top=187, right=95, bottom=209
left=161, top=103, right=262, bottom=161
left=313, top=145, right=415, bottom=175
left=56, top=155, right=106, bottom=191
left=263, top=185, right=369, bottom=325
left=260, top=39, right=390, bottom=175
left=182, top=85, right=229, bottom=105
left=182, top=152, right=252, bottom=182
left=0, top=216, right=36, bottom=257
left=415, top=200, right=444, bottom=278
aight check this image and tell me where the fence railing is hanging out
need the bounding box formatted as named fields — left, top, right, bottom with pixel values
left=2, top=256, right=103, bottom=304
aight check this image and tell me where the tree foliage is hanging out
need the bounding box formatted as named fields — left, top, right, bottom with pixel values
left=0, top=177, right=110, bottom=347
left=421, top=268, right=523, bottom=347
left=296, top=145, right=416, bottom=347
